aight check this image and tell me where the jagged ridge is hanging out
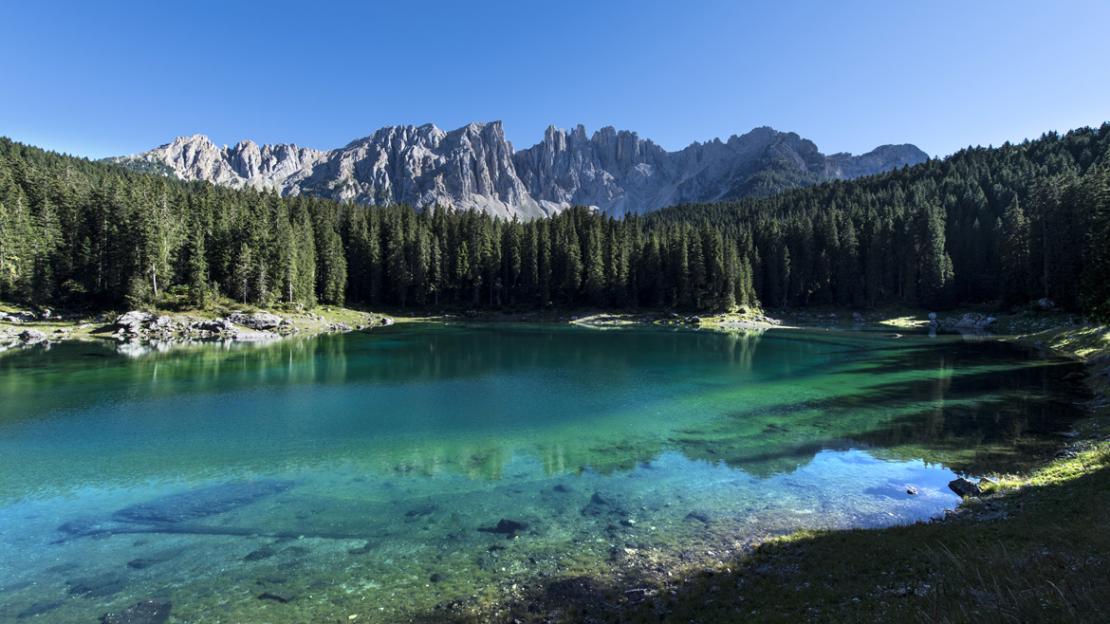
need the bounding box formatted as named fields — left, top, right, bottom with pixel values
left=109, top=122, right=928, bottom=218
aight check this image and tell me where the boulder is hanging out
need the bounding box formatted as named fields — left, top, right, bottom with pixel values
left=1, top=310, right=38, bottom=324
left=228, top=311, right=286, bottom=330
left=190, top=318, right=236, bottom=334
left=151, top=315, right=174, bottom=330
left=948, top=477, right=982, bottom=498
left=18, top=329, right=47, bottom=345
left=115, top=311, right=156, bottom=333
left=1036, top=298, right=1055, bottom=310
left=940, top=313, right=996, bottom=332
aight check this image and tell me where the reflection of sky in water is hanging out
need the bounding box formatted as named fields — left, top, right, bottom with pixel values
left=0, top=325, right=1088, bottom=622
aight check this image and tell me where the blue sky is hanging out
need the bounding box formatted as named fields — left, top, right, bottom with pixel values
left=2, top=1, right=1108, bottom=159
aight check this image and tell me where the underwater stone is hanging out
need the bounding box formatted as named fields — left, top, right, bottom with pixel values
left=57, top=516, right=107, bottom=536
left=127, top=548, right=183, bottom=570
left=404, top=504, right=438, bottom=518
left=112, top=480, right=294, bottom=524
left=100, top=599, right=171, bottom=624
left=17, top=600, right=64, bottom=619
left=244, top=546, right=277, bottom=561
left=684, top=511, right=711, bottom=525
left=478, top=518, right=528, bottom=536
left=581, top=491, right=627, bottom=518
left=348, top=542, right=374, bottom=555
left=67, top=572, right=128, bottom=598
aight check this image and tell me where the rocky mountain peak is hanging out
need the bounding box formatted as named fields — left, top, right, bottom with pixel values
left=112, top=123, right=928, bottom=218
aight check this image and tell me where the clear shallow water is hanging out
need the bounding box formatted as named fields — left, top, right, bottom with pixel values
left=0, top=324, right=1088, bottom=622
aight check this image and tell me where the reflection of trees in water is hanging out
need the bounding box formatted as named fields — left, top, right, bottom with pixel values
left=722, top=330, right=763, bottom=372
left=3, top=326, right=776, bottom=412
left=0, top=327, right=1089, bottom=488
left=670, top=340, right=1087, bottom=477
left=0, top=336, right=353, bottom=424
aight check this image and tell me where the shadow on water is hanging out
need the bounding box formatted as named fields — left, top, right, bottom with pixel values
left=672, top=338, right=1089, bottom=477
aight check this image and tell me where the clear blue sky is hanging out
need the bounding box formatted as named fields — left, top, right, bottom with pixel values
left=3, top=1, right=1108, bottom=159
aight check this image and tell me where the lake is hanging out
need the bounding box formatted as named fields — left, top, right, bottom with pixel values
left=0, top=323, right=1088, bottom=622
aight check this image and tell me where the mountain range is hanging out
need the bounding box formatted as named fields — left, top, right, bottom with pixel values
left=109, top=122, right=928, bottom=218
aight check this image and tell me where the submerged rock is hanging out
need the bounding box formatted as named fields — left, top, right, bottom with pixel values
left=127, top=548, right=183, bottom=570
left=17, top=600, right=64, bottom=619
left=581, top=491, right=627, bottom=517
left=684, top=511, right=712, bottom=525
left=244, top=546, right=278, bottom=561
left=404, top=504, right=438, bottom=518
left=478, top=518, right=528, bottom=536
left=257, top=591, right=294, bottom=603
left=67, top=572, right=128, bottom=598
left=100, top=599, right=171, bottom=624
left=112, top=479, right=294, bottom=525
left=948, top=477, right=982, bottom=498
left=347, top=541, right=374, bottom=555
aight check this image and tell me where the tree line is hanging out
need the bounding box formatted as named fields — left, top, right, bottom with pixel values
left=0, top=124, right=1108, bottom=317
left=649, top=125, right=1110, bottom=316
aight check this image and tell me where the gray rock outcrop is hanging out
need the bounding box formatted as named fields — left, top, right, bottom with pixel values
left=110, top=122, right=928, bottom=219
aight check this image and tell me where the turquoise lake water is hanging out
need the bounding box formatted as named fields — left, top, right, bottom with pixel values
left=0, top=324, right=1088, bottom=622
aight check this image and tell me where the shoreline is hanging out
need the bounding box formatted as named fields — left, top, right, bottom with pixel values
left=0, top=303, right=398, bottom=355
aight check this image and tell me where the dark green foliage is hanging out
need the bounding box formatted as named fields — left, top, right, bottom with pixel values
left=1, top=124, right=1109, bottom=315
left=649, top=124, right=1110, bottom=315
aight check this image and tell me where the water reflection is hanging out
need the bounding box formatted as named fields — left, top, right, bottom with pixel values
left=0, top=325, right=1088, bottom=498
left=0, top=324, right=1091, bottom=624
